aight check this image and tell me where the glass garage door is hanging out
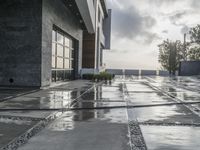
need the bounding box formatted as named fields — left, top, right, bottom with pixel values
left=51, top=29, right=75, bottom=82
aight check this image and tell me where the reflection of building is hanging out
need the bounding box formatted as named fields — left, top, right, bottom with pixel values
left=0, top=0, right=111, bottom=87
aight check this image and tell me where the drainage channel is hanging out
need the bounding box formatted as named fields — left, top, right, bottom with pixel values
left=123, top=82, right=148, bottom=150
left=139, top=122, right=200, bottom=127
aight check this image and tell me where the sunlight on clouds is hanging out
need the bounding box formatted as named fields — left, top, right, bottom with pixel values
left=104, top=0, right=200, bottom=69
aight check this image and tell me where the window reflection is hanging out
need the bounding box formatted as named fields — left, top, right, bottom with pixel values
left=64, top=59, right=70, bottom=69
left=57, top=57, right=63, bottom=69
left=57, top=33, right=63, bottom=44
left=51, top=29, right=75, bottom=82
left=64, top=47, right=70, bottom=58
left=65, top=37, right=70, bottom=47
left=57, top=44, right=64, bottom=57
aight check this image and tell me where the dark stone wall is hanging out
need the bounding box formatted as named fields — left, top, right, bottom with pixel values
left=179, top=61, right=200, bottom=76
left=0, top=0, right=83, bottom=87
left=0, top=0, right=42, bottom=87
left=41, top=0, right=83, bottom=86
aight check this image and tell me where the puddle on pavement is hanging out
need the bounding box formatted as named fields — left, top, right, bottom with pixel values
left=48, top=108, right=128, bottom=131
left=130, top=105, right=200, bottom=124
left=128, top=92, right=173, bottom=105
left=168, top=91, right=200, bottom=102
left=72, top=101, right=125, bottom=108
left=0, top=89, right=89, bottom=109
left=78, top=90, right=124, bottom=101
left=141, top=125, right=200, bottom=150
left=126, top=83, right=155, bottom=92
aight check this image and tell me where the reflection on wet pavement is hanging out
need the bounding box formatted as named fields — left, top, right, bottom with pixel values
left=2, top=76, right=200, bottom=150
left=18, top=109, right=130, bottom=150
left=128, top=92, right=173, bottom=105
left=49, top=108, right=128, bottom=132
left=132, top=105, right=200, bottom=124
left=141, top=125, right=200, bottom=150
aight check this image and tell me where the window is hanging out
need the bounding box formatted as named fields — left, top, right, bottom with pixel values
left=64, top=47, right=70, bottom=58
left=51, top=29, right=75, bottom=82
left=57, top=33, right=64, bottom=44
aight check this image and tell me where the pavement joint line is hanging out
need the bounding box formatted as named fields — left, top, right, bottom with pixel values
left=76, top=100, right=126, bottom=102
left=139, top=122, right=200, bottom=127
left=168, top=78, right=200, bottom=93
left=69, top=81, right=104, bottom=108
left=145, top=76, right=200, bottom=93
left=2, top=101, right=200, bottom=112
left=0, top=89, right=40, bottom=103
left=128, top=120, right=148, bottom=150
left=123, top=83, right=133, bottom=150
left=123, top=81, right=148, bottom=150
left=0, top=115, right=44, bottom=122
left=127, top=91, right=159, bottom=93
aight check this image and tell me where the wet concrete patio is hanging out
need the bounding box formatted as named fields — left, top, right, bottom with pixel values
left=1, top=76, right=200, bottom=150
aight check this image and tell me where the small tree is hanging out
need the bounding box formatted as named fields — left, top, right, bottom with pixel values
left=188, top=46, right=200, bottom=60
left=189, top=24, right=200, bottom=44
left=158, top=40, right=184, bottom=75
left=188, top=24, right=200, bottom=60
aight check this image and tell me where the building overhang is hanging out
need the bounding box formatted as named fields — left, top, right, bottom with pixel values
left=100, top=0, right=108, bottom=17
left=75, top=0, right=95, bottom=33
left=61, top=0, right=86, bottom=30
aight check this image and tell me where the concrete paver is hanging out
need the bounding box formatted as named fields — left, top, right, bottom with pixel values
left=141, top=125, right=200, bottom=150
left=1, top=76, right=200, bottom=150
left=18, top=109, right=130, bottom=150
left=0, top=80, right=94, bottom=149
left=0, top=118, right=38, bottom=148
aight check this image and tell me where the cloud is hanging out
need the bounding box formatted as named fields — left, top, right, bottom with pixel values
left=168, top=11, right=187, bottom=25
left=142, top=32, right=161, bottom=44
left=181, top=25, right=190, bottom=34
left=111, top=4, right=158, bottom=44
left=149, top=0, right=181, bottom=7
left=191, top=0, right=200, bottom=8
left=162, top=30, right=168, bottom=33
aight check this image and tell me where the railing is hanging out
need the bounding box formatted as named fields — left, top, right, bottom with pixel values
left=106, top=69, right=171, bottom=76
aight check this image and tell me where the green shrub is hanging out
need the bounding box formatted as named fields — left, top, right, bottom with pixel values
left=82, top=74, right=94, bottom=80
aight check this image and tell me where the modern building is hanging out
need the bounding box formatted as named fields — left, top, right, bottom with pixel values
left=81, top=0, right=112, bottom=74
left=0, top=0, right=111, bottom=87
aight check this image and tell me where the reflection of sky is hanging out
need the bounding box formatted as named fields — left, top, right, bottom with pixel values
left=133, top=105, right=183, bottom=122
left=141, top=126, right=200, bottom=150
left=104, top=0, right=200, bottom=69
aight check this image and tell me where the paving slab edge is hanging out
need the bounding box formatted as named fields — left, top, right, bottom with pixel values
left=0, top=82, right=100, bottom=150
left=0, top=90, right=40, bottom=103
left=0, top=111, right=62, bottom=150
left=128, top=120, right=147, bottom=150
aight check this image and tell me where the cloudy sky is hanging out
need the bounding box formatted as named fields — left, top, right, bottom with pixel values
left=104, top=0, right=200, bottom=69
